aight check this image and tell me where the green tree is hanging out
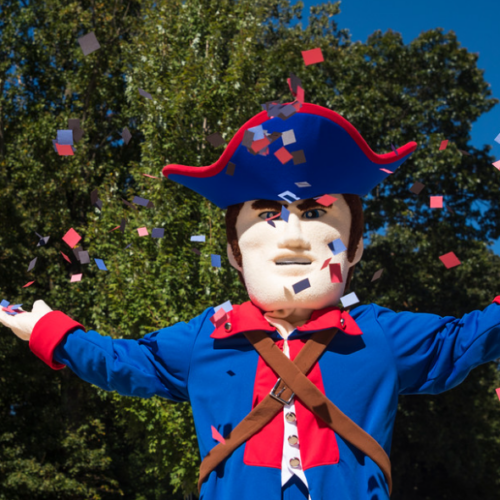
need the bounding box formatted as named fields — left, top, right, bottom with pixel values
left=1, top=0, right=500, bottom=498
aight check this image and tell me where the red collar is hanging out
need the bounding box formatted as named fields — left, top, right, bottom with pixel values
left=210, top=301, right=363, bottom=339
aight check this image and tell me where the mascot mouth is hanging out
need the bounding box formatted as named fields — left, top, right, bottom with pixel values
left=275, top=257, right=312, bottom=266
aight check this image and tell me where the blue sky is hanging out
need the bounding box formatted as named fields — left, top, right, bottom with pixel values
left=300, top=0, right=500, bottom=252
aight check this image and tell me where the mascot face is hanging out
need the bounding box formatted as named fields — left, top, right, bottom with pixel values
left=227, top=195, right=364, bottom=313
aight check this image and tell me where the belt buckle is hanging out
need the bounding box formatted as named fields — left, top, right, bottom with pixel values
left=270, top=378, right=294, bottom=405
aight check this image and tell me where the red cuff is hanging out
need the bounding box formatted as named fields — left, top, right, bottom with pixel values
left=29, top=311, right=85, bottom=370
left=493, top=296, right=500, bottom=305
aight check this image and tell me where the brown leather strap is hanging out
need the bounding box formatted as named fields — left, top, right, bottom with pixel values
left=246, top=330, right=393, bottom=494
left=198, top=328, right=338, bottom=492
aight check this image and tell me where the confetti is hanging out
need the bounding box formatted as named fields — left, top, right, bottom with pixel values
left=119, top=218, right=127, bottom=233
left=292, top=278, right=311, bottom=294
left=210, top=308, right=228, bottom=328
left=439, top=252, right=461, bottom=269
left=122, top=127, right=132, bottom=145
left=321, top=257, right=332, bottom=270
left=142, top=173, right=160, bottom=179
left=302, top=47, right=324, bottom=66
left=379, top=168, right=393, bottom=174
left=62, top=228, right=82, bottom=248
left=27, top=257, right=37, bottom=272
left=211, top=254, right=221, bottom=267
left=281, top=206, right=290, bottom=222
left=78, top=32, right=100, bottom=56
left=430, top=196, right=443, bottom=209
left=328, top=238, right=346, bottom=255
left=70, top=274, right=82, bottom=283
left=56, top=144, right=74, bottom=156
left=251, top=137, right=270, bottom=153
left=278, top=191, right=300, bottom=203
left=206, top=132, right=225, bottom=148
left=138, top=88, right=152, bottom=100
left=79, top=251, right=90, bottom=264
left=226, top=162, right=236, bottom=176
left=133, top=196, right=149, bottom=207
left=409, top=181, right=425, bottom=195
left=292, top=150, right=306, bottom=165
left=214, top=300, right=233, bottom=314
left=274, top=146, right=293, bottom=164
left=36, top=235, right=50, bottom=247
left=496, top=388, right=500, bottom=401
left=492, top=160, right=500, bottom=171
left=23, top=281, right=35, bottom=288
left=152, top=228, right=164, bottom=238
left=316, top=194, right=337, bottom=207
left=191, top=248, right=201, bottom=255
left=122, top=198, right=138, bottom=210
left=94, top=258, right=108, bottom=271
left=295, top=181, right=311, bottom=188
left=57, top=130, right=73, bottom=146
left=459, top=149, right=471, bottom=156
left=495, top=134, right=500, bottom=145
left=329, top=263, right=343, bottom=283
left=282, top=129, right=296, bottom=146
left=211, top=425, right=226, bottom=445
left=61, top=251, right=71, bottom=263
left=371, top=269, right=384, bottom=282
left=439, top=140, right=448, bottom=151
left=191, top=235, right=206, bottom=242
left=137, top=227, right=148, bottom=237
left=340, top=292, right=359, bottom=308
left=296, top=85, right=305, bottom=104
left=391, top=144, right=399, bottom=156
left=1, top=299, right=9, bottom=308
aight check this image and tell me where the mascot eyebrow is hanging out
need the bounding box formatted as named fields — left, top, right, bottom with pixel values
left=250, top=198, right=332, bottom=213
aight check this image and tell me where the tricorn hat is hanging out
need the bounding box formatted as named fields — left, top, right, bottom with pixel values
left=162, top=102, right=417, bottom=209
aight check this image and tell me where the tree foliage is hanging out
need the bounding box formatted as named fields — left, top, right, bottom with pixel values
left=1, top=0, right=500, bottom=498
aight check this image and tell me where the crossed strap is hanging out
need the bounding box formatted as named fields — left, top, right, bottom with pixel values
left=198, top=328, right=392, bottom=495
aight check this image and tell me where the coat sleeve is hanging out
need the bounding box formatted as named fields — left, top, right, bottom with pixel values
left=29, top=308, right=212, bottom=402
left=370, top=298, right=500, bottom=395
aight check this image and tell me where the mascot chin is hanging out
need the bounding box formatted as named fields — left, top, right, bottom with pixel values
left=3, top=101, right=500, bottom=500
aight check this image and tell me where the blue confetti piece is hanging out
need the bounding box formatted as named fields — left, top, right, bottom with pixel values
left=495, top=133, right=500, bottom=145
left=214, top=300, right=233, bottom=314
left=94, top=258, right=108, bottom=271
left=152, top=228, right=164, bottom=238
left=132, top=196, right=149, bottom=207
left=57, top=129, right=74, bottom=145
left=191, top=235, right=206, bottom=242
left=328, top=238, right=347, bottom=255
left=281, top=206, right=290, bottom=222
left=211, top=254, right=221, bottom=267
left=292, top=278, right=310, bottom=294
left=248, top=125, right=265, bottom=140
left=1, top=299, right=10, bottom=308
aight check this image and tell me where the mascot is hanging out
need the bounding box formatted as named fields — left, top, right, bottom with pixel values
left=2, top=102, right=500, bottom=500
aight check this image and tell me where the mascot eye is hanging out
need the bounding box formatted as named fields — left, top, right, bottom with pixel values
left=259, top=211, right=281, bottom=220
left=303, top=208, right=326, bottom=219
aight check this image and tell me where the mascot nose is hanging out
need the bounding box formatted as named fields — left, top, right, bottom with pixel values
left=277, top=214, right=311, bottom=250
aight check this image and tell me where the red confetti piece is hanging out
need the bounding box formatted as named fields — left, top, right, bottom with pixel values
left=142, top=173, right=160, bottom=179
left=296, top=85, right=305, bottom=104
left=274, top=146, right=293, bottom=164
left=109, top=225, right=121, bottom=232
left=302, top=47, right=324, bottom=66
left=439, top=140, right=448, bottom=151
left=430, top=196, right=443, bottom=208
left=70, top=274, right=82, bottom=283
left=379, top=168, right=393, bottom=174
left=496, top=388, right=500, bottom=401
left=56, top=143, right=74, bottom=156
left=137, top=227, right=148, bottom=237
left=493, top=160, right=500, bottom=171
left=321, top=257, right=332, bottom=270
left=211, top=425, right=226, bottom=445
left=439, top=252, right=461, bottom=269
left=23, top=281, right=35, bottom=288
left=62, top=228, right=82, bottom=248
left=329, top=263, right=343, bottom=283
left=60, top=251, right=71, bottom=263
left=251, top=137, right=270, bottom=153
left=315, top=194, right=337, bottom=207
left=210, top=308, right=228, bottom=328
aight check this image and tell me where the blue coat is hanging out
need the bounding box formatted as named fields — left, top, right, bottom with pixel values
left=29, top=299, right=500, bottom=500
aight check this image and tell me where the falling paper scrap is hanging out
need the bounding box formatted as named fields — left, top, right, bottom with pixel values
left=409, top=181, right=425, bottom=195
left=122, top=127, right=132, bottom=145
left=292, top=278, right=311, bottom=294
left=23, top=281, right=35, bottom=288
left=329, top=263, right=342, bottom=283
left=56, top=144, right=74, bottom=156
left=430, top=196, right=443, bottom=209
left=57, top=130, right=73, bottom=145
left=138, top=88, right=152, bottom=100
left=281, top=206, right=290, bottom=222
left=94, top=258, right=108, bottom=271
left=439, top=140, right=448, bottom=151
left=151, top=228, right=165, bottom=238
left=61, top=251, right=71, bottom=263
left=206, top=133, right=226, bottom=148
left=282, top=129, right=296, bottom=146
left=380, top=168, right=393, bottom=174
left=321, top=257, right=332, bottom=270
left=371, top=269, right=384, bottom=282
left=62, top=228, right=82, bottom=248
left=439, top=252, right=461, bottom=269
left=137, top=227, right=148, bottom=237
left=70, top=274, right=83, bottom=283
left=316, top=194, right=337, bottom=207
left=278, top=191, right=300, bottom=203
left=340, top=292, right=359, bottom=308
left=79, top=251, right=90, bottom=264
left=292, top=150, right=306, bottom=165
left=210, top=308, right=228, bottom=328
left=214, top=300, right=233, bottom=314
left=226, top=162, right=236, bottom=176
left=211, top=425, right=226, bottom=445
left=142, top=173, right=160, bottom=179
left=495, top=134, right=500, bottom=145
left=391, top=144, right=399, bottom=156
left=274, top=146, right=293, bottom=164
left=27, top=257, right=37, bottom=272
left=68, top=118, right=84, bottom=143
left=211, top=254, right=221, bottom=268
left=295, top=181, right=311, bottom=188
left=302, top=47, right=324, bottom=66
left=191, top=235, right=206, bottom=242
left=492, top=160, right=500, bottom=171
left=78, top=32, right=101, bottom=56
left=329, top=238, right=346, bottom=255
left=133, top=196, right=150, bottom=207
left=496, top=388, right=500, bottom=401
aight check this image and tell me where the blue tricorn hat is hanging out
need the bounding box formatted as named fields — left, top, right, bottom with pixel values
left=162, top=103, right=417, bottom=209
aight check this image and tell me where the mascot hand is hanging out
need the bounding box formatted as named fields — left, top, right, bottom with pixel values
left=0, top=300, right=52, bottom=341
